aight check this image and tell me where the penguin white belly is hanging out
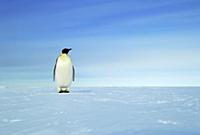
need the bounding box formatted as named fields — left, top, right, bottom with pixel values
left=55, top=58, right=73, bottom=89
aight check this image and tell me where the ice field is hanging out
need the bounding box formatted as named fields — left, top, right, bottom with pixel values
left=0, top=87, right=200, bottom=135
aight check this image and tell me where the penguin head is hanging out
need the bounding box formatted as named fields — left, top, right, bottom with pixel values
left=62, top=48, right=72, bottom=54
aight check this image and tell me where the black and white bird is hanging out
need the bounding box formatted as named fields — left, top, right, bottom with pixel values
left=53, top=48, right=75, bottom=93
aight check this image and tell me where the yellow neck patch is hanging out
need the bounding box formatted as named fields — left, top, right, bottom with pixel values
left=60, top=54, right=67, bottom=60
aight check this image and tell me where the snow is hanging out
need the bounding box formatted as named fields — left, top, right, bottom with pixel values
left=0, top=87, right=200, bottom=135
left=157, top=120, right=178, bottom=125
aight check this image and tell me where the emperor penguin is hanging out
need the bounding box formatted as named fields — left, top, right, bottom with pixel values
left=53, top=48, right=75, bottom=93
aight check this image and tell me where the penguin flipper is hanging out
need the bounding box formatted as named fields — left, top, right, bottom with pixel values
left=53, top=57, right=58, bottom=81
left=73, top=65, right=75, bottom=81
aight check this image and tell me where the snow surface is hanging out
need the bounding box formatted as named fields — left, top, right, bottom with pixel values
left=0, top=87, right=200, bottom=135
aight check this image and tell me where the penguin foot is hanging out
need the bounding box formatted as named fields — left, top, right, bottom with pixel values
left=58, top=90, right=69, bottom=93
left=58, top=87, right=70, bottom=93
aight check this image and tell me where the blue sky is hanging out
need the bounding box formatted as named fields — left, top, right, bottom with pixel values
left=0, top=0, right=200, bottom=87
